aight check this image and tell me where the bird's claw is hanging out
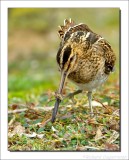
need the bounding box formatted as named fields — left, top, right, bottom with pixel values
left=55, top=92, right=63, bottom=100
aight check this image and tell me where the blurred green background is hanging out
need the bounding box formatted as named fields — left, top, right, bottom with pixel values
left=8, top=8, right=119, bottom=104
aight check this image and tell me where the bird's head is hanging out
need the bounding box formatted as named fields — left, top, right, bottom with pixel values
left=56, top=43, right=78, bottom=94
left=60, top=45, right=78, bottom=74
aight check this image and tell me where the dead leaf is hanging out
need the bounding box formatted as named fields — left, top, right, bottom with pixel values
left=112, top=109, right=120, bottom=116
left=12, top=124, right=25, bottom=135
left=27, top=102, right=36, bottom=108
left=95, top=127, right=103, bottom=141
left=52, top=134, right=59, bottom=139
left=53, top=139, right=64, bottom=148
left=24, top=132, right=37, bottom=138
left=84, top=100, right=107, bottom=107
left=37, top=134, right=44, bottom=139
left=109, top=123, right=119, bottom=131
left=12, top=104, right=18, bottom=110
left=106, top=130, right=119, bottom=144
left=8, top=124, right=25, bottom=137
left=104, top=143, right=119, bottom=150
left=63, top=133, right=71, bottom=140
left=87, top=118, right=96, bottom=124
left=52, top=126, right=58, bottom=133
left=24, top=132, right=44, bottom=139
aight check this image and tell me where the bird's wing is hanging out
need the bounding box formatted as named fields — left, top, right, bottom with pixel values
left=94, top=38, right=116, bottom=74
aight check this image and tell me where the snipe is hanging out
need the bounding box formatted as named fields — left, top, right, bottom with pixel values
left=51, top=19, right=116, bottom=122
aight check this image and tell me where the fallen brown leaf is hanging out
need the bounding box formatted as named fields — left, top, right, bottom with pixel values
left=95, top=127, right=103, bottom=141
left=104, top=142, right=119, bottom=150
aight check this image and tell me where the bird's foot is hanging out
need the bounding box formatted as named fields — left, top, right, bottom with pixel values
left=65, top=90, right=82, bottom=99
left=54, top=92, right=63, bottom=100
left=89, top=112, right=94, bottom=117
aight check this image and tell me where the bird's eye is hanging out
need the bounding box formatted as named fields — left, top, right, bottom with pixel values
left=70, top=56, right=74, bottom=61
left=70, top=55, right=76, bottom=62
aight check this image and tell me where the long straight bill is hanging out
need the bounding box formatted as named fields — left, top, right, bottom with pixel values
left=51, top=71, right=67, bottom=122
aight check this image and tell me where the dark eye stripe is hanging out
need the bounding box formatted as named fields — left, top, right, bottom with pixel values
left=56, top=49, right=61, bottom=65
left=56, top=43, right=63, bottom=65
left=62, top=46, right=71, bottom=68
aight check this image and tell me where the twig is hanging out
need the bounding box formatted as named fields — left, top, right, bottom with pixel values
left=82, top=146, right=102, bottom=150
left=98, top=112, right=119, bottom=123
left=8, top=103, right=27, bottom=108
left=93, top=98, right=111, bottom=112
left=8, top=115, right=16, bottom=126
left=8, top=108, right=28, bottom=114
left=47, top=98, right=56, bottom=104
left=34, top=106, right=54, bottom=111
left=59, top=114, right=73, bottom=120
left=8, top=106, right=54, bottom=114
left=41, top=118, right=51, bottom=127
left=106, top=130, right=119, bottom=144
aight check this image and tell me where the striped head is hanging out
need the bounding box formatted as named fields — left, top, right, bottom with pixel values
left=56, top=43, right=79, bottom=94
left=57, top=44, right=78, bottom=75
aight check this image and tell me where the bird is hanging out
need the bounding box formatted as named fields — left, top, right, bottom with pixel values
left=51, top=18, right=116, bottom=122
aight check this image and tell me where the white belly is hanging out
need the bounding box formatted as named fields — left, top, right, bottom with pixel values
left=73, top=73, right=108, bottom=91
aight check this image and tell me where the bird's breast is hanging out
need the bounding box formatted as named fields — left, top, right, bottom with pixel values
left=67, top=57, right=108, bottom=91
left=68, top=71, right=108, bottom=91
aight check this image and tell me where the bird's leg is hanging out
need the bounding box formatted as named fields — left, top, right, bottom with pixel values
left=87, top=91, right=94, bottom=116
left=65, top=89, right=82, bottom=99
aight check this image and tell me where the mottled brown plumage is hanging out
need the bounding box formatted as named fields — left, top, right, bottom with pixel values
left=51, top=19, right=116, bottom=122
